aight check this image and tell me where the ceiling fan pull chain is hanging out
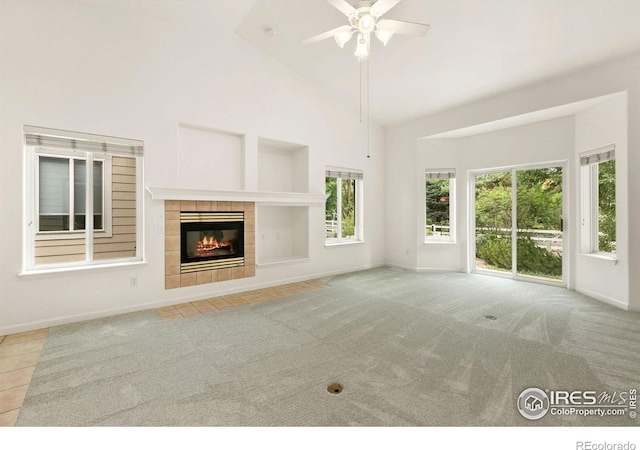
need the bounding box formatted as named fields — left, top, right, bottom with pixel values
left=367, top=56, right=371, bottom=158
left=359, top=58, right=363, bottom=123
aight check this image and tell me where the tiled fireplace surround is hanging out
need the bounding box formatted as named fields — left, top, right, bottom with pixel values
left=164, top=200, right=255, bottom=289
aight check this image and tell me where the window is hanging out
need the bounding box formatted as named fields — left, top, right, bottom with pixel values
left=24, top=127, right=144, bottom=270
left=38, top=154, right=107, bottom=233
left=425, top=169, right=455, bottom=242
left=325, top=168, right=363, bottom=243
left=580, top=144, right=616, bottom=256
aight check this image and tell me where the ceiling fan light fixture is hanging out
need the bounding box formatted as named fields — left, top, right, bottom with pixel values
left=334, top=28, right=354, bottom=48
left=358, top=13, right=376, bottom=34
left=354, top=33, right=370, bottom=60
left=375, top=27, right=394, bottom=46
left=302, top=0, right=430, bottom=61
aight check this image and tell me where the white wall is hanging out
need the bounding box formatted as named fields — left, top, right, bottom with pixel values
left=0, top=0, right=386, bottom=334
left=386, top=52, right=639, bottom=310
left=177, top=125, right=245, bottom=191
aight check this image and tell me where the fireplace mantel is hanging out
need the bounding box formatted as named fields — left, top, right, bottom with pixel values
left=146, top=187, right=325, bottom=206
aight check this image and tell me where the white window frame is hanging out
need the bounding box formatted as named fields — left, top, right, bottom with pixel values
left=325, top=167, right=364, bottom=245
left=579, top=144, right=616, bottom=257
left=424, top=169, right=456, bottom=243
left=34, top=148, right=112, bottom=240
left=23, top=126, right=144, bottom=272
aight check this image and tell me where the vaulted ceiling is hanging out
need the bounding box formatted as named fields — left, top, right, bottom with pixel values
left=236, top=0, right=640, bottom=126
left=60, top=0, right=640, bottom=127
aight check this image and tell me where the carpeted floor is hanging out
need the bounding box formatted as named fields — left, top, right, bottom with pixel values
left=15, top=268, right=640, bottom=426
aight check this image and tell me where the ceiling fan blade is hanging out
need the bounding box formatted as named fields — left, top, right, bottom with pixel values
left=302, top=25, right=353, bottom=44
left=326, top=0, right=357, bottom=16
left=370, top=0, right=402, bottom=17
left=377, top=18, right=430, bottom=36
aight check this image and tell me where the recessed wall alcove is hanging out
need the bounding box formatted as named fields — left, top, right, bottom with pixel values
left=256, top=137, right=311, bottom=267
left=257, top=137, right=308, bottom=193
left=177, top=123, right=245, bottom=191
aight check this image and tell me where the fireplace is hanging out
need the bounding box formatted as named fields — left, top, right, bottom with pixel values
left=180, top=211, right=244, bottom=273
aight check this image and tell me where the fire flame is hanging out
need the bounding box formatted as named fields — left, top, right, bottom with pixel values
left=197, top=235, right=234, bottom=254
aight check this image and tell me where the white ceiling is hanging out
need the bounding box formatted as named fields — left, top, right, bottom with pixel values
left=236, top=0, right=640, bottom=126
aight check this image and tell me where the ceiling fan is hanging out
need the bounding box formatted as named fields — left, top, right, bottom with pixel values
left=303, top=0, right=430, bottom=59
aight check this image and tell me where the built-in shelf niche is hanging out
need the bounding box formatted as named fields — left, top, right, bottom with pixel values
left=158, top=130, right=315, bottom=270
left=257, top=137, right=309, bottom=193
left=256, top=205, right=309, bottom=267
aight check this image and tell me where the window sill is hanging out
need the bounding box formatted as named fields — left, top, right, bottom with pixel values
left=19, top=259, right=146, bottom=279
left=577, top=253, right=618, bottom=264
left=325, top=240, right=365, bottom=248
left=424, top=240, right=457, bottom=245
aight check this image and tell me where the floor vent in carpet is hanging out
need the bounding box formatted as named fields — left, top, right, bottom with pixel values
left=327, top=383, right=343, bottom=394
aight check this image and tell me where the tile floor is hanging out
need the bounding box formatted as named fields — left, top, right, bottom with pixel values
left=0, top=278, right=326, bottom=426
left=0, top=328, right=49, bottom=427
left=155, top=279, right=327, bottom=322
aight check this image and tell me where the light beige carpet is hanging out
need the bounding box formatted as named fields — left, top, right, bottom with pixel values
left=16, top=268, right=640, bottom=426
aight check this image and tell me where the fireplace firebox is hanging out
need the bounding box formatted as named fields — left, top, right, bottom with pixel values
left=180, top=211, right=244, bottom=273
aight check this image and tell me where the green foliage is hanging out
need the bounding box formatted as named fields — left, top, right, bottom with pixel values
left=598, top=160, right=616, bottom=253
left=341, top=178, right=355, bottom=219
left=476, top=234, right=562, bottom=278
left=475, top=172, right=512, bottom=230
left=516, top=237, right=562, bottom=278
left=342, top=214, right=355, bottom=237
left=425, top=178, right=450, bottom=227
left=516, top=168, right=562, bottom=230
left=325, top=177, right=337, bottom=221
left=325, top=176, right=357, bottom=238
left=474, top=168, right=563, bottom=231
left=476, top=233, right=512, bottom=269
left=341, top=179, right=356, bottom=237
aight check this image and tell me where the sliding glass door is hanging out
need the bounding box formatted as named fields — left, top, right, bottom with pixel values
left=473, top=164, right=565, bottom=284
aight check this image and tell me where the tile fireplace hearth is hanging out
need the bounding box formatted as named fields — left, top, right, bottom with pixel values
left=164, top=200, right=255, bottom=289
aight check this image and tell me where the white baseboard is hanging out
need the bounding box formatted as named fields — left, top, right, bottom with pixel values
left=415, top=267, right=466, bottom=273
left=0, top=263, right=385, bottom=335
left=0, top=302, right=164, bottom=336
left=574, top=287, right=629, bottom=311
left=384, top=263, right=417, bottom=271
left=386, top=263, right=464, bottom=273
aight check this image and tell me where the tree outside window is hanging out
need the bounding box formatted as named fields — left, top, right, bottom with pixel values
left=597, top=159, right=616, bottom=253
left=325, top=169, right=362, bottom=243
left=580, top=146, right=616, bottom=256
left=425, top=170, right=455, bottom=242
